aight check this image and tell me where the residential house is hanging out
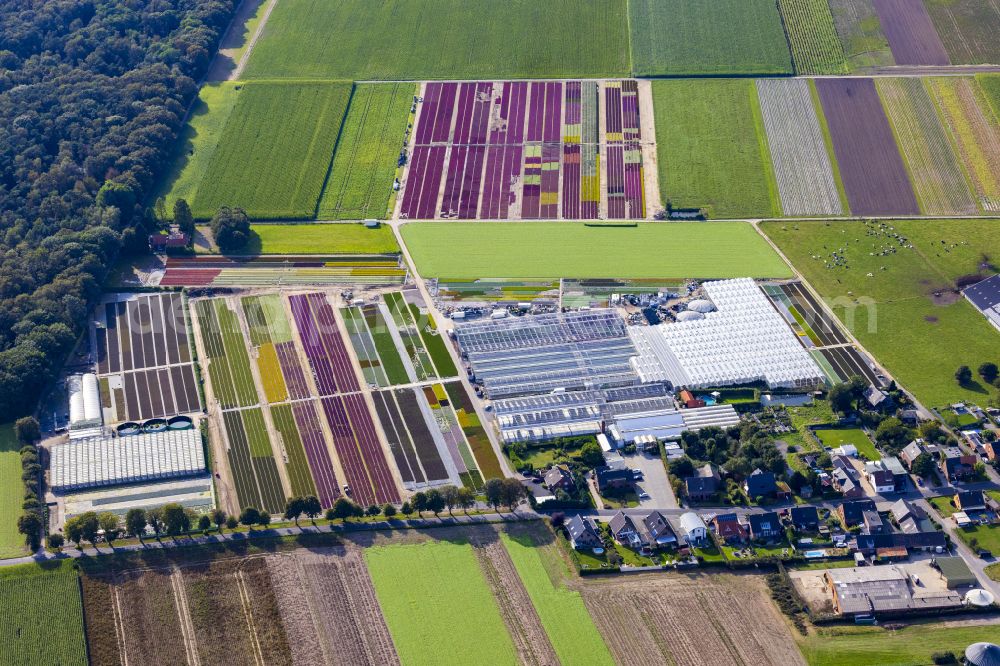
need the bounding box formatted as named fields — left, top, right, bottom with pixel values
left=744, top=468, right=778, bottom=500
left=566, top=515, right=603, bottom=551
left=711, top=513, right=748, bottom=544
left=940, top=446, right=977, bottom=482
left=900, top=440, right=926, bottom=469
left=748, top=512, right=783, bottom=541
left=543, top=465, right=575, bottom=492
left=862, top=510, right=888, bottom=535
left=642, top=511, right=678, bottom=548
left=832, top=459, right=865, bottom=499
left=595, top=465, right=634, bottom=493
left=609, top=511, right=649, bottom=550
left=890, top=499, right=934, bottom=534
left=900, top=410, right=920, bottom=427
left=839, top=499, right=877, bottom=528
left=868, top=469, right=895, bottom=494
left=790, top=506, right=820, bottom=532
left=955, top=490, right=986, bottom=513
left=148, top=228, right=189, bottom=252
left=898, top=531, right=946, bottom=552
left=881, top=456, right=908, bottom=491
left=684, top=463, right=720, bottom=502
left=984, top=440, right=999, bottom=462
left=833, top=444, right=859, bottom=458
left=679, top=512, right=707, bottom=545
left=864, top=385, right=892, bottom=411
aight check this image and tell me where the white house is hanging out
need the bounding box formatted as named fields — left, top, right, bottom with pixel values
left=679, top=512, right=707, bottom=545
left=833, top=444, right=858, bottom=457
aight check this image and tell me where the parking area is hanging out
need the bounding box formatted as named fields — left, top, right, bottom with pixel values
left=622, top=450, right=678, bottom=509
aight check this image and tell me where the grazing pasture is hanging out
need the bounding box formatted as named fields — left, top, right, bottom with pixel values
left=927, top=77, right=1000, bottom=212
left=756, top=79, right=843, bottom=215
left=871, top=0, right=949, bottom=65
left=629, top=0, right=792, bottom=76
left=798, top=622, right=1000, bottom=666
left=226, top=223, right=400, bottom=255
left=244, top=0, right=629, bottom=80
left=365, top=541, right=519, bottom=665
left=401, top=222, right=792, bottom=279
left=652, top=79, right=779, bottom=218
left=762, top=218, right=1000, bottom=407
left=778, top=0, right=849, bottom=74
left=191, top=81, right=352, bottom=220
left=828, top=0, right=895, bottom=69
left=317, top=83, right=414, bottom=220
left=0, top=564, right=87, bottom=666
left=815, top=78, right=918, bottom=215
left=876, top=77, right=977, bottom=215
left=924, top=0, right=1000, bottom=66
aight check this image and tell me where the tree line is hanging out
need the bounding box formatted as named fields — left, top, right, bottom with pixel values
left=0, top=0, right=236, bottom=418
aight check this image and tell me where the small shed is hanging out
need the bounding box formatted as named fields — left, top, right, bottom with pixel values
left=935, top=556, right=977, bottom=589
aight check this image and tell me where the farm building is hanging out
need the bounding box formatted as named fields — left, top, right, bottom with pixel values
left=963, top=274, right=1000, bottom=333
left=629, top=279, right=825, bottom=390
left=825, top=566, right=962, bottom=617
left=934, top=556, right=977, bottom=589
left=50, top=429, right=206, bottom=491
left=67, top=373, right=103, bottom=437
left=609, top=404, right=740, bottom=444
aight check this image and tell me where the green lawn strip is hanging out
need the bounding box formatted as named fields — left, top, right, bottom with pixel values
left=629, top=0, right=791, bottom=76
left=365, top=541, right=518, bottom=665
left=652, top=80, right=777, bottom=218
left=928, top=495, right=956, bottom=518
left=0, top=562, right=88, bottom=665
left=808, top=79, right=851, bottom=214
left=402, top=222, right=791, bottom=279
left=797, top=623, right=1000, bottom=666
left=761, top=219, right=1000, bottom=407
left=270, top=404, right=318, bottom=499
left=191, top=81, right=352, bottom=220
left=0, top=424, right=25, bottom=559
left=244, top=0, right=629, bottom=80
left=317, top=83, right=414, bottom=220
left=955, top=524, right=1000, bottom=553
left=408, top=304, right=458, bottom=377
left=814, top=428, right=879, bottom=460
left=160, top=81, right=241, bottom=214
left=218, top=223, right=401, bottom=255
left=501, top=533, right=614, bottom=664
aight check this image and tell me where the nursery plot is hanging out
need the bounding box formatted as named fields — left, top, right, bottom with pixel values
left=871, top=0, right=949, bottom=65
left=270, top=403, right=319, bottom=500
left=221, top=408, right=286, bottom=514
left=424, top=384, right=484, bottom=490
left=925, top=0, right=1000, bottom=65
left=876, top=77, right=977, bottom=215
left=318, top=83, right=415, bottom=220
left=629, top=0, right=793, bottom=76
left=778, top=0, right=849, bottom=74
left=927, top=77, right=1000, bottom=212
left=161, top=254, right=408, bottom=287
left=195, top=298, right=260, bottom=409
left=828, top=0, right=895, bottom=69
left=815, top=78, right=919, bottom=215
left=445, top=381, right=505, bottom=482
left=190, top=81, right=352, bottom=220
left=372, top=388, right=450, bottom=488
left=756, top=79, right=843, bottom=215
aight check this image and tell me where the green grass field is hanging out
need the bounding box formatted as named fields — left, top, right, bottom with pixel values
left=0, top=562, right=88, bottom=665
left=401, top=222, right=792, bottom=279
left=160, top=82, right=241, bottom=215
left=980, top=74, right=1000, bottom=119
left=955, top=524, right=1000, bottom=553
left=317, top=83, right=414, bottom=220
left=762, top=219, right=1000, bottom=407
left=628, top=0, right=792, bottom=76
left=501, top=533, right=613, bottom=665
left=828, top=0, right=894, bottom=70
left=779, top=0, right=849, bottom=74
left=924, top=0, right=1000, bottom=66
left=244, top=0, right=629, bottom=80
left=190, top=81, right=352, bottom=220
left=209, top=223, right=400, bottom=255
left=0, top=424, right=24, bottom=559
left=814, top=428, right=879, bottom=460
left=365, top=541, right=518, bottom=665
left=798, top=622, right=1000, bottom=665
left=652, top=80, right=779, bottom=218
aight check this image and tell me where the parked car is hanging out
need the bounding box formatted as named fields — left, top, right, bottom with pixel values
left=638, top=492, right=650, bottom=500
left=978, top=549, right=992, bottom=559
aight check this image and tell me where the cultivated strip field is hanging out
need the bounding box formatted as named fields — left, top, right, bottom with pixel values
left=871, top=0, right=949, bottom=65
left=317, top=83, right=415, bottom=220
left=927, top=77, right=1000, bottom=212
left=189, top=81, right=352, bottom=220
left=828, top=0, right=894, bottom=69
left=756, top=79, right=843, bottom=215
left=924, top=0, right=1000, bottom=65
left=652, top=79, right=778, bottom=218
left=777, top=0, right=848, bottom=74
left=815, top=78, right=919, bottom=215
left=1, top=567, right=88, bottom=665
left=628, top=0, right=792, bottom=76
left=372, top=388, right=450, bottom=489
left=243, top=0, right=630, bottom=80
left=582, top=572, right=806, bottom=666
left=876, top=77, right=977, bottom=215
left=160, top=255, right=408, bottom=287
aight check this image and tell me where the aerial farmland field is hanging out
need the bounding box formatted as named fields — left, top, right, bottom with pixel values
left=652, top=79, right=779, bottom=218
left=221, top=223, right=401, bottom=255
left=923, top=0, right=1000, bottom=66
left=243, top=0, right=629, bottom=80
left=317, top=83, right=415, bottom=220
left=401, top=222, right=792, bottom=280
left=871, top=0, right=950, bottom=65
left=798, top=622, right=1000, bottom=666
left=778, top=0, right=849, bottom=74
left=762, top=218, right=1000, bottom=407
left=0, top=425, right=24, bottom=559
left=629, top=0, right=792, bottom=76
left=828, top=0, right=895, bottom=70
left=875, top=77, right=977, bottom=215
left=0, top=563, right=88, bottom=666
left=189, top=81, right=352, bottom=220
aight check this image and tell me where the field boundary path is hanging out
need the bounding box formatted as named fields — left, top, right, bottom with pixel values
left=204, top=0, right=277, bottom=82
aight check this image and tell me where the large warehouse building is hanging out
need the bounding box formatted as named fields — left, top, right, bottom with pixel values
left=629, top=278, right=825, bottom=390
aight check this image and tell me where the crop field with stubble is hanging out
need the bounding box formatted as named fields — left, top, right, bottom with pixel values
left=778, top=0, right=849, bottom=74
left=190, top=81, right=352, bottom=220
left=244, top=0, right=629, bottom=80
left=924, top=0, right=1000, bottom=66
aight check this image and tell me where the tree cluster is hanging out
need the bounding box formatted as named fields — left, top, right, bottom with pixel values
left=0, top=0, right=235, bottom=418
left=678, top=423, right=785, bottom=478
left=13, top=417, right=43, bottom=550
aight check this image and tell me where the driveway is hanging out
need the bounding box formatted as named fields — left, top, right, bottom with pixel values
left=623, top=451, right=678, bottom=510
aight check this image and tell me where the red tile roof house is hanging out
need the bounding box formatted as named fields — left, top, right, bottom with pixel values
left=711, top=513, right=748, bottom=544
